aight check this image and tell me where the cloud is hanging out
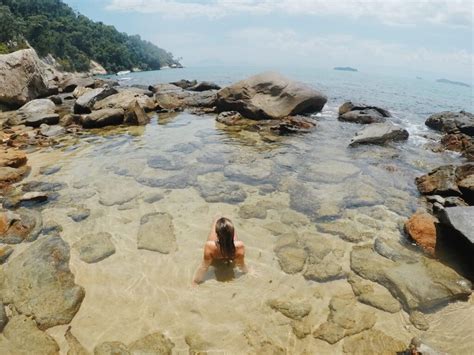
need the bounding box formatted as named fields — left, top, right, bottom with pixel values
left=106, top=0, right=473, bottom=28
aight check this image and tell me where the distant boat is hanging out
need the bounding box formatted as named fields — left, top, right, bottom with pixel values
left=436, top=78, right=470, bottom=88
left=116, top=70, right=131, bottom=76
left=334, top=66, right=358, bottom=72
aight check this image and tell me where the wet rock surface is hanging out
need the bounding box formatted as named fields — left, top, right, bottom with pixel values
left=338, top=101, right=390, bottom=124
left=73, top=232, right=116, bottom=263
left=349, top=123, right=409, bottom=146
left=137, top=212, right=177, bottom=253
left=425, top=110, right=474, bottom=136
left=0, top=235, right=85, bottom=329
left=404, top=212, right=437, bottom=255
left=267, top=298, right=312, bottom=320
left=342, top=329, right=405, bottom=354
left=0, top=208, right=42, bottom=244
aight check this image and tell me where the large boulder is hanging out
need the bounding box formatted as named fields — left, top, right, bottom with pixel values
left=349, top=123, right=409, bottom=146
left=0, top=235, right=85, bottom=329
left=338, top=101, right=390, bottom=124
left=415, top=165, right=461, bottom=196
left=153, top=83, right=217, bottom=110
left=4, top=98, right=59, bottom=127
left=439, top=206, right=474, bottom=244
left=74, top=87, right=118, bottom=114
left=425, top=110, right=474, bottom=136
left=93, top=89, right=156, bottom=112
left=0, top=49, right=50, bottom=107
left=216, top=72, right=327, bottom=119
left=79, top=108, right=124, bottom=128
left=59, top=74, right=95, bottom=93
left=124, top=100, right=150, bottom=125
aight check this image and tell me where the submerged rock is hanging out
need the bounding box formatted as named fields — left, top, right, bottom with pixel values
left=404, top=212, right=437, bottom=256
left=349, top=123, right=409, bottom=146
left=0, top=245, right=13, bottom=264
left=128, top=332, right=174, bottom=355
left=195, top=172, right=247, bottom=204
left=267, top=298, right=312, bottom=320
left=313, top=295, right=376, bottom=344
left=68, top=206, right=91, bottom=222
left=0, top=235, right=85, bottom=329
left=94, top=341, right=129, bottom=355
left=342, top=329, right=405, bottom=354
left=409, top=311, right=430, bottom=331
left=216, top=72, right=327, bottom=119
left=73, top=232, right=116, bottom=263
left=0, top=315, right=60, bottom=354
left=65, top=327, right=89, bottom=355
left=350, top=244, right=472, bottom=311
left=137, top=212, right=177, bottom=253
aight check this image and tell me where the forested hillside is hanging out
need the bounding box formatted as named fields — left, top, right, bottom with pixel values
left=0, top=0, right=180, bottom=73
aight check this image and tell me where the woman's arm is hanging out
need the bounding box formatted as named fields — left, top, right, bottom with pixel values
left=235, top=245, right=248, bottom=273
left=192, top=244, right=213, bottom=285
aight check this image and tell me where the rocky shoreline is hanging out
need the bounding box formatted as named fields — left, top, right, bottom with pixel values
left=0, top=48, right=473, bottom=353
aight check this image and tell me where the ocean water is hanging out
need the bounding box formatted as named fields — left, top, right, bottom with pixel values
left=20, top=67, right=474, bottom=353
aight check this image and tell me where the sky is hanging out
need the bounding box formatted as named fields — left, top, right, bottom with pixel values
left=64, top=0, right=473, bottom=82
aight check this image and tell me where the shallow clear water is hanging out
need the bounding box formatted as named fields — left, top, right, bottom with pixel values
left=21, top=68, right=474, bottom=353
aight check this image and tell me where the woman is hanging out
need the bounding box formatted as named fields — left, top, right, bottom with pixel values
left=192, top=216, right=248, bottom=285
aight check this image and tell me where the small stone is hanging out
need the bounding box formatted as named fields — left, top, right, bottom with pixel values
left=267, top=298, right=312, bottom=320
left=238, top=203, right=268, bottom=219
left=73, top=232, right=116, bottom=263
left=94, top=341, right=130, bottom=355
left=20, top=191, right=48, bottom=204
left=39, top=165, right=61, bottom=175
left=128, top=332, right=174, bottom=355
left=0, top=245, right=13, bottom=264
left=143, top=193, right=164, bottom=203
left=275, top=246, right=307, bottom=274
left=291, top=318, right=312, bottom=339
left=342, top=329, right=406, bottom=354
left=409, top=311, right=430, bottom=331
left=68, top=206, right=91, bottom=222
left=0, top=302, right=8, bottom=332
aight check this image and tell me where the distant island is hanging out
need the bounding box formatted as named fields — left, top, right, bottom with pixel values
left=0, top=0, right=180, bottom=73
left=436, top=79, right=470, bottom=88
left=334, top=66, right=358, bottom=72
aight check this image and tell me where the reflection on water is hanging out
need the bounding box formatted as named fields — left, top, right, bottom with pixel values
left=20, top=107, right=472, bottom=353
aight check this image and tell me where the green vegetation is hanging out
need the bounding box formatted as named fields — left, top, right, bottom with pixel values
left=0, top=0, right=179, bottom=72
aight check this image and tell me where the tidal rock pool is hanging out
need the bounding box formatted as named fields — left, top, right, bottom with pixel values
left=4, top=104, right=473, bottom=354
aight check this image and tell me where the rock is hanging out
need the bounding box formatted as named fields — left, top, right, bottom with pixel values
left=216, top=111, right=249, bottom=126
left=223, top=160, right=273, bottom=184
left=0, top=149, right=27, bottom=168
left=49, top=95, right=62, bottom=105
left=313, top=295, right=376, bottom=344
left=444, top=196, right=468, bottom=207
left=137, top=212, right=177, bottom=253
left=291, top=318, right=312, bottom=339
left=440, top=133, right=473, bottom=157
left=425, top=110, right=474, bottom=136
left=409, top=311, right=430, bottom=331
left=439, top=206, right=474, bottom=244
left=74, top=87, right=118, bottom=114
left=0, top=235, right=85, bottom=329
left=238, top=203, right=268, bottom=219
left=0, top=245, right=13, bottom=264
left=244, top=325, right=286, bottom=355
left=189, top=81, right=221, bottom=92
left=0, top=315, right=60, bottom=354
left=349, top=123, right=409, bottom=146
left=267, top=298, right=312, bottom=320
left=94, top=341, right=129, bottom=355
left=22, top=180, right=66, bottom=192
left=415, top=165, right=461, bottom=196
left=195, top=173, right=247, bottom=204
left=65, top=327, right=89, bottom=355
left=143, top=193, right=164, bottom=204
left=0, top=303, right=7, bottom=332
left=147, top=155, right=187, bottom=170
left=93, top=90, right=156, bottom=112
left=98, top=184, right=137, bottom=206
left=216, top=72, right=327, bottom=119
left=60, top=74, right=95, bottom=93
left=6, top=98, right=60, bottom=127
left=185, top=332, right=211, bottom=354
left=169, top=79, right=197, bottom=89
left=153, top=84, right=217, bottom=110
left=40, top=165, right=61, bottom=175
left=404, top=212, right=437, bottom=255
left=342, top=329, right=405, bottom=354
left=348, top=273, right=401, bottom=313
left=0, top=49, right=50, bottom=107
left=42, top=220, right=63, bottom=236
left=351, top=244, right=472, bottom=311
left=339, top=101, right=391, bottom=117
left=0, top=165, right=29, bottom=187
left=426, top=195, right=445, bottom=205
left=458, top=175, right=474, bottom=204
left=124, top=100, right=150, bottom=125
left=275, top=246, right=307, bottom=274
left=298, top=161, right=360, bottom=184
left=73, top=232, right=116, bottom=263
left=128, top=332, right=174, bottom=355
left=80, top=108, right=124, bottom=128
left=373, top=237, right=418, bottom=263
left=67, top=206, right=91, bottom=222
left=0, top=208, right=43, bottom=244
left=40, top=124, right=66, bottom=137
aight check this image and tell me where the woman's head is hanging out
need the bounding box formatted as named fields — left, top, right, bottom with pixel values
left=215, top=217, right=235, bottom=260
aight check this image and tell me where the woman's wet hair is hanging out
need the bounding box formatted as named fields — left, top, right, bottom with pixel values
left=215, top=217, right=236, bottom=260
